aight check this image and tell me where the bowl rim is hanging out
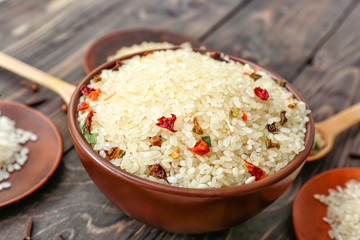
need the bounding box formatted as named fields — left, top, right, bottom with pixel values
left=83, top=28, right=208, bottom=74
left=69, top=48, right=314, bottom=198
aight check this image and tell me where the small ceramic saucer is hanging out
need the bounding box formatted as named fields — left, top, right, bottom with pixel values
left=83, top=28, right=207, bottom=74
left=0, top=100, right=62, bottom=207
left=292, top=168, right=360, bottom=240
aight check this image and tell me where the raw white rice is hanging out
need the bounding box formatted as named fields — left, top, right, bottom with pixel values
left=0, top=115, right=37, bottom=190
left=78, top=48, right=309, bottom=188
left=107, top=41, right=191, bottom=61
left=314, top=180, right=360, bottom=240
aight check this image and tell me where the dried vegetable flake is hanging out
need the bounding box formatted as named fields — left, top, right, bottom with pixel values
left=188, top=139, right=210, bottom=156
left=156, top=114, right=177, bottom=132
left=77, top=102, right=89, bottom=111
left=254, top=87, right=269, bottom=101
left=243, top=160, right=266, bottom=181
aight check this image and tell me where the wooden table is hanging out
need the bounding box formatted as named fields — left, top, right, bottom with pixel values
left=0, top=0, right=359, bottom=239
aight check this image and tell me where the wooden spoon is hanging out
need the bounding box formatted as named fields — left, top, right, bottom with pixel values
left=307, top=102, right=360, bottom=162
left=0, top=52, right=75, bottom=104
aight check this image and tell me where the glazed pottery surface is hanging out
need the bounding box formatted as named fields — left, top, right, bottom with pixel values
left=68, top=49, right=314, bottom=233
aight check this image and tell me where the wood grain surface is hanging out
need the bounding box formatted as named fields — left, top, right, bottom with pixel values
left=0, top=0, right=359, bottom=239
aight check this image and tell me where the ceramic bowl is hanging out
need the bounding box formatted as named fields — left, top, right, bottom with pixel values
left=68, top=48, right=314, bottom=233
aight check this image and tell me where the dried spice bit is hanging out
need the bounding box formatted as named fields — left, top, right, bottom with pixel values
left=244, top=72, right=262, bottom=80
left=273, top=78, right=286, bottom=87
left=309, top=130, right=326, bottom=156
left=80, top=85, right=95, bottom=95
left=242, top=112, right=248, bottom=121
left=171, top=150, right=180, bottom=159
left=192, top=117, right=204, bottom=135
left=148, top=164, right=168, bottom=182
left=111, top=60, right=123, bottom=71
left=229, top=109, right=238, bottom=118
left=201, top=136, right=211, bottom=147
left=143, top=51, right=154, bottom=56
left=287, top=97, right=297, bottom=108
left=61, top=103, right=68, bottom=113
left=187, top=139, right=210, bottom=156
left=149, top=135, right=162, bottom=147
left=265, top=139, right=280, bottom=149
left=77, top=102, right=89, bottom=111
left=83, top=111, right=94, bottom=134
left=105, top=147, right=125, bottom=159
left=20, top=80, right=39, bottom=92
left=21, top=217, right=33, bottom=240
left=244, top=68, right=262, bottom=80
left=280, top=111, right=288, bottom=125
left=93, top=74, right=102, bottom=83
left=243, top=160, right=266, bottom=181
left=81, top=110, right=96, bottom=144
left=267, top=122, right=279, bottom=133
left=254, top=87, right=269, bottom=101
left=89, top=88, right=101, bottom=101
left=156, top=114, right=177, bottom=132
left=210, top=51, right=229, bottom=62
left=250, top=72, right=262, bottom=80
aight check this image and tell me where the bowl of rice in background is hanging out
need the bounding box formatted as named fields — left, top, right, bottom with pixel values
left=68, top=47, right=314, bottom=233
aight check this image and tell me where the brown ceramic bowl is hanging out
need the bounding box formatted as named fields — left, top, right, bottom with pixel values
left=68, top=48, right=314, bottom=233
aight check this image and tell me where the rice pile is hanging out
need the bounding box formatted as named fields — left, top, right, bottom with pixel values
left=107, top=41, right=191, bottom=61
left=78, top=48, right=309, bottom=188
left=314, top=180, right=360, bottom=240
left=0, top=115, right=37, bottom=190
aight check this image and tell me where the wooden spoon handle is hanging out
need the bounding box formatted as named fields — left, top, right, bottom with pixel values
left=0, top=52, right=75, bottom=104
left=317, top=102, right=360, bottom=137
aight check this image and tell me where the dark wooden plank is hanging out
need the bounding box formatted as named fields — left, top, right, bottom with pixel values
left=204, top=0, right=354, bottom=80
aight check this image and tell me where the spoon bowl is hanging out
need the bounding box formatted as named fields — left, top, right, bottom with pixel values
left=307, top=102, right=360, bottom=161
left=292, top=168, right=360, bottom=239
left=0, top=100, right=62, bottom=207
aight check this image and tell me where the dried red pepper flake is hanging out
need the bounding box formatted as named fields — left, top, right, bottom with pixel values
left=242, top=112, right=248, bottom=121
left=77, top=102, right=89, bottom=111
left=149, top=135, right=162, bottom=147
left=84, top=110, right=94, bottom=134
left=187, top=139, right=210, bottom=156
left=243, top=160, right=266, bottom=181
left=156, top=114, right=177, bottom=132
left=254, top=87, right=269, bottom=101
left=148, top=164, right=168, bottom=182
left=80, top=85, right=95, bottom=95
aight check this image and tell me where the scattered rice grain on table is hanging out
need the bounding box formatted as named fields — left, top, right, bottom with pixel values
left=0, top=115, right=37, bottom=190
left=78, top=48, right=310, bottom=189
left=314, top=180, right=360, bottom=240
